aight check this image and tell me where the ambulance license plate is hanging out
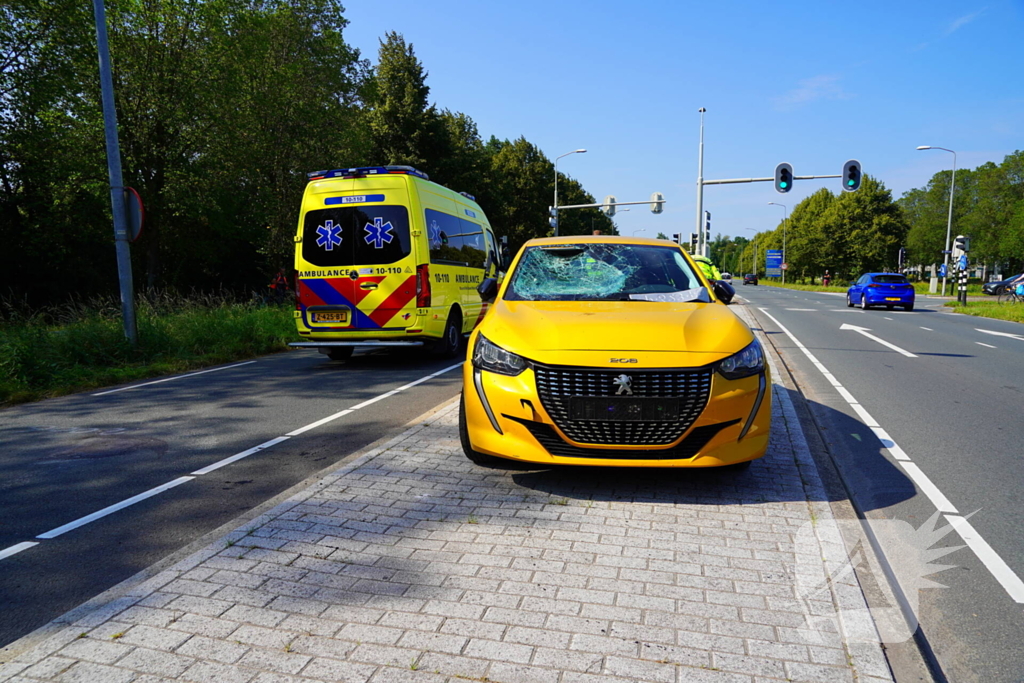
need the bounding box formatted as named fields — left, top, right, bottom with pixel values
left=312, top=310, right=349, bottom=323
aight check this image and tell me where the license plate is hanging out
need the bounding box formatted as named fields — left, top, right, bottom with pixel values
left=885, top=297, right=900, bottom=301
left=569, top=397, right=680, bottom=422
left=312, top=310, right=349, bottom=323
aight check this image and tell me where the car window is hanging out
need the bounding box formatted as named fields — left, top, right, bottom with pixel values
left=302, top=206, right=411, bottom=267
left=872, top=275, right=909, bottom=284
left=505, top=243, right=708, bottom=302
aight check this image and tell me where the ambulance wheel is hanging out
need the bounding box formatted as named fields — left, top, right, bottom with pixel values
left=326, top=347, right=353, bottom=361
left=435, top=309, right=463, bottom=358
left=459, top=393, right=501, bottom=466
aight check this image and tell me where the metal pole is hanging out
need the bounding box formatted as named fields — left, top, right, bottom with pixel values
left=695, top=108, right=705, bottom=254
left=92, top=0, right=137, bottom=345
left=783, top=207, right=788, bottom=285
left=553, top=160, right=559, bottom=237
left=943, top=153, right=957, bottom=297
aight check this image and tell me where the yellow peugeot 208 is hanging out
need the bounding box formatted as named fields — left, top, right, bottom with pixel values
left=460, top=236, right=770, bottom=469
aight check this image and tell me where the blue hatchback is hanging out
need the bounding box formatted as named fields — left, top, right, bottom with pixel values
left=847, top=273, right=915, bottom=311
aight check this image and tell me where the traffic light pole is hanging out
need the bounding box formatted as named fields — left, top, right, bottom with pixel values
left=702, top=174, right=841, bottom=185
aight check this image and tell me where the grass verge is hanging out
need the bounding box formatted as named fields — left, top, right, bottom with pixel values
left=0, top=293, right=296, bottom=406
left=943, top=301, right=1024, bottom=324
left=745, top=281, right=848, bottom=294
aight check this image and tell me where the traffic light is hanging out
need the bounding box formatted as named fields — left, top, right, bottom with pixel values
left=842, top=159, right=861, bottom=192
left=650, top=192, right=664, bottom=214
left=690, top=233, right=699, bottom=251
left=953, top=235, right=969, bottom=253
left=672, top=233, right=680, bottom=244
left=603, top=195, right=616, bottom=217
left=774, top=163, right=793, bottom=193
left=897, top=247, right=906, bottom=272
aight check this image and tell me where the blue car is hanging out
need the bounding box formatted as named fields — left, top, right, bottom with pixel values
left=847, top=273, right=915, bottom=311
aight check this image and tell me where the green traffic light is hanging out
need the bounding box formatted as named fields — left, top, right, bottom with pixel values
left=780, top=182, right=788, bottom=188
left=847, top=179, right=855, bottom=186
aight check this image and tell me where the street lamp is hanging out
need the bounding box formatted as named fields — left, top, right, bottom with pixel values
left=917, top=145, right=957, bottom=297
left=744, top=228, right=758, bottom=276
left=553, top=148, right=587, bottom=236
left=768, top=202, right=788, bottom=284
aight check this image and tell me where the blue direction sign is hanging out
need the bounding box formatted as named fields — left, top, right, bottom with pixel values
left=766, top=249, right=783, bottom=277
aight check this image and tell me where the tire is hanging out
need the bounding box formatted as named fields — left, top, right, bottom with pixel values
left=434, top=309, right=463, bottom=358
left=904, top=304, right=914, bottom=311
left=459, top=393, right=502, bottom=466
left=860, top=294, right=869, bottom=310
left=998, top=290, right=1016, bottom=304
left=326, top=347, right=353, bottom=361
left=846, top=293, right=853, bottom=308
left=886, top=305, right=894, bottom=311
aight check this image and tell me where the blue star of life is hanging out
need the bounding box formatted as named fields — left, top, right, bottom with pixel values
left=428, top=221, right=443, bottom=249
left=364, top=217, right=394, bottom=249
left=316, top=220, right=342, bottom=251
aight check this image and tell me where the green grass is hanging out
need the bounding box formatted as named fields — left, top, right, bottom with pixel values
left=944, top=300, right=1024, bottom=324
left=0, top=292, right=296, bottom=406
left=748, top=281, right=848, bottom=294
left=749, top=279, right=987, bottom=296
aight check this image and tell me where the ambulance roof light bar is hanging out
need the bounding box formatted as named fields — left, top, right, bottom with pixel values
left=307, top=166, right=430, bottom=181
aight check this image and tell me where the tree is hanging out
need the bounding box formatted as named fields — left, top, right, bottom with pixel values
left=365, top=31, right=432, bottom=167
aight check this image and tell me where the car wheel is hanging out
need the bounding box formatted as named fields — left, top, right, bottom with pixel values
left=433, top=309, right=463, bottom=358
left=846, top=293, right=853, bottom=308
left=327, top=347, right=353, bottom=361
left=459, top=393, right=502, bottom=466
left=886, top=305, right=894, bottom=310
left=904, top=304, right=914, bottom=311
left=860, top=294, right=869, bottom=310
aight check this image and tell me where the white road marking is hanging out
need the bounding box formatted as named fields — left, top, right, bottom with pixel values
left=0, top=542, right=39, bottom=560
left=946, top=515, right=1024, bottom=603
left=884, top=317, right=893, bottom=320
left=920, top=327, right=933, bottom=331
left=92, top=361, right=257, bottom=396
left=976, top=328, right=1024, bottom=342
left=192, top=437, right=291, bottom=475
left=897, top=462, right=958, bottom=513
left=975, top=342, right=997, bottom=349
left=758, top=306, right=1024, bottom=604
left=287, top=362, right=463, bottom=436
left=840, top=323, right=917, bottom=357
left=785, top=308, right=818, bottom=311
left=37, top=477, right=194, bottom=539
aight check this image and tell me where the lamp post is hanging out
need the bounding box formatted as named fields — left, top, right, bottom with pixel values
left=553, top=148, right=586, bottom=236
left=744, top=228, right=758, bottom=276
left=916, top=145, right=957, bottom=297
left=695, top=108, right=706, bottom=256
left=768, top=202, right=788, bottom=284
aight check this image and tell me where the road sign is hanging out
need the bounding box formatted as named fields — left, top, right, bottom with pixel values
left=123, top=187, right=144, bottom=242
left=766, top=249, right=782, bottom=277
left=781, top=263, right=789, bottom=271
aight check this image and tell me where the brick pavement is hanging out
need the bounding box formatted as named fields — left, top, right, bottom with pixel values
left=0, top=315, right=896, bottom=683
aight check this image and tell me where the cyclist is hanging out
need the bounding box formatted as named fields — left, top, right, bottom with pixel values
left=268, top=268, right=290, bottom=304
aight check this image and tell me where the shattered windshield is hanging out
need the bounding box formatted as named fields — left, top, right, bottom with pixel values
left=505, top=243, right=710, bottom=302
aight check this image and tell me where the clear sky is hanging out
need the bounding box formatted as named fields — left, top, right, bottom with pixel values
left=342, top=1, right=1023, bottom=242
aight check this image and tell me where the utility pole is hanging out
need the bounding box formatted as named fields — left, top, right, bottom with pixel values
left=93, top=0, right=138, bottom=345
left=694, top=108, right=706, bottom=257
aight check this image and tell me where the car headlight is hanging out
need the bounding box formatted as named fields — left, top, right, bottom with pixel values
left=472, top=334, right=527, bottom=376
left=716, top=338, right=764, bottom=379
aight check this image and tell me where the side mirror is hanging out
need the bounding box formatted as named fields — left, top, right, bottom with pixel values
left=712, top=280, right=735, bottom=305
left=478, top=277, right=499, bottom=303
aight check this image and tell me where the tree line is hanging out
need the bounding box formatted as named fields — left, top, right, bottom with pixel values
left=708, top=151, right=1024, bottom=283
left=1, top=1, right=614, bottom=307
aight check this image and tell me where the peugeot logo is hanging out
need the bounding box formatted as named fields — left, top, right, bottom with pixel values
left=613, top=374, right=633, bottom=396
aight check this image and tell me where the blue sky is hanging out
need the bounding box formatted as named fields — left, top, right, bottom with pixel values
left=343, top=1, right=1023, bottom=241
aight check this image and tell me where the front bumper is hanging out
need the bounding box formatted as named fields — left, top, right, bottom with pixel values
left=462, top=363, right=771, bottom=468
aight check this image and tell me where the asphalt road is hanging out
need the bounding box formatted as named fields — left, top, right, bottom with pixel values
left=0, top=347, right=464, bottom=651
left=737, top=284, right=1024, bottom=683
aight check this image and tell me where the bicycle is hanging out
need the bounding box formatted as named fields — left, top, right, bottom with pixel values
left=997, top=282, right=1024, bottom=304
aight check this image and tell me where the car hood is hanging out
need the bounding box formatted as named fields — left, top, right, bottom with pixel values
left=479, top=299, right=753, bottom=367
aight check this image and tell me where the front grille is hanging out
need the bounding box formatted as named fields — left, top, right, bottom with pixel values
left=532, top=362, right=714, bottom=445
left=505, top=415, right=739, bottom=459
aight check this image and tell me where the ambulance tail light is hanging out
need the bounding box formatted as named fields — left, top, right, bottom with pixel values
left=416, top=264, right=431, bottom=308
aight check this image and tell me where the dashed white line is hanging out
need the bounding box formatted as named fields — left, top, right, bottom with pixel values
left=92, top=361, right=257, bottom=396
left=37, top=477, right=194, bottom=539
left=920, top=327, right=933, bottom=331
left=975, top=342, right=997, bottom=349
left=0, top=542, right=39, bottom=560
left=757, top=306, right=1024, bottom=604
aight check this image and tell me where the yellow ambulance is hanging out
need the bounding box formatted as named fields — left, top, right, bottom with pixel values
left=289, top=166, right=502, bottom=360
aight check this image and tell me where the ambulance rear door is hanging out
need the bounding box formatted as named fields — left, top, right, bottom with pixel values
left=297, top=181, right=418, bottom=332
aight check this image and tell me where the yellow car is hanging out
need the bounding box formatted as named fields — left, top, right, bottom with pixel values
left=460, top=236, right=770, bottom=469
